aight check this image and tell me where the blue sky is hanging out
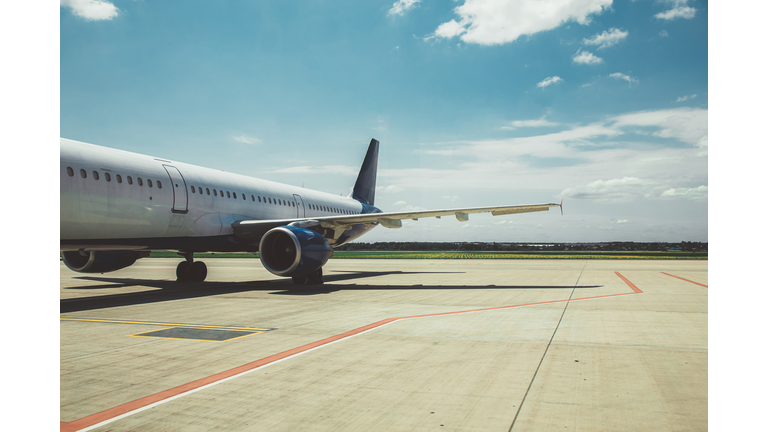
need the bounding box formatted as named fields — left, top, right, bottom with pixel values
left=59, top=0, right=709, bottom=242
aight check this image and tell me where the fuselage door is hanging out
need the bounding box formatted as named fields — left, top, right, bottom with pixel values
left=163, top=165, right=188, bottom=213
left=293, top=194, right=305, bottom=218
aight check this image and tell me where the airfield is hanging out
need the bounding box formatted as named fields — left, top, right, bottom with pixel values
left=60, top=258, right=707, bottom=431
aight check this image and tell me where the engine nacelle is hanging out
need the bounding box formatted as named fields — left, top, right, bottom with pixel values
left=259, top=226, right=332, bottom=277
left=61, top=250, right=148, bottom=273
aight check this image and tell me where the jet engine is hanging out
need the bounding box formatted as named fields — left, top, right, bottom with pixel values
left=61, top=250, right=148, bottom=273
left=259, top=226, right=332, bottom=278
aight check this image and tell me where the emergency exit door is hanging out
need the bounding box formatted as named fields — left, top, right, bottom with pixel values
left=163, top=165, right=188, bottom=213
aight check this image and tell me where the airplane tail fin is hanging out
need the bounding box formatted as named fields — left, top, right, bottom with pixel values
left=351, top=139, right=379, bottom=206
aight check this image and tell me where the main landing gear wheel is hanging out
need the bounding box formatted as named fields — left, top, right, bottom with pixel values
left=292, top=267, right=323, bottom=285
left=176, top=254, right=207, bottom=282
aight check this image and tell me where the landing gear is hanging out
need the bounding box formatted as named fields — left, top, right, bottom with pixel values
left=176, top=252, right=207, bottom=282
left=292, top=267, right=323, bottom=285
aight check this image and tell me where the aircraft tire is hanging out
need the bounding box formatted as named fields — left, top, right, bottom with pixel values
left=190, top=261, right=207, bottom=282
left=307, top=268, right=323, bottom=285
left=176, top=261, right=191, bottom=282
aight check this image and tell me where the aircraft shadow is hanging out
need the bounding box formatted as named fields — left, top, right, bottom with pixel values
left=61, top=270, right=602, bottom=313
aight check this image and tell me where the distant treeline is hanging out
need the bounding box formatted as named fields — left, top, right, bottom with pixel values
left=335, top=241, right=708, bottom=252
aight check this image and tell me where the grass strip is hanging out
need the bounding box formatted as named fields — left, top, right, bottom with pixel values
left=149, top=251, right=706, bottom=260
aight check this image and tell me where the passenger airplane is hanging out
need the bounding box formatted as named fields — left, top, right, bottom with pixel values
left=61, top=138, right=562, bottom=284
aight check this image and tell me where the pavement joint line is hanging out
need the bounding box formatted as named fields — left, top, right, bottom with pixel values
left=60, top=274, right=644, bottom=432
left=660, top=271, right=708, bottom=287
left=508, top=261, right=586, bottom=431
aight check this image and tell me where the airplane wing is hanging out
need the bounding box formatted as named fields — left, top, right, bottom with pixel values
left=232, top=201, right=562, bottom=242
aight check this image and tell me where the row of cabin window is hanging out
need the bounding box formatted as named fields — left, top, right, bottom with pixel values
left=308, top=203, right=357, bottom=215
left=67, top=166, right=359, bottom=215
left=66, top=167, right=162, bottom=189
left=189, top=184, right=297, bottom=208
left=187, top=185, right=358, bottom=214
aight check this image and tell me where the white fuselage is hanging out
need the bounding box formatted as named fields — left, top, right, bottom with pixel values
left=60, top=138, right=370, bottom=251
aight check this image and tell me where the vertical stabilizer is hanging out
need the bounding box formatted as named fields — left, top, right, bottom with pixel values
left=352, top=139, right=379, bottom=205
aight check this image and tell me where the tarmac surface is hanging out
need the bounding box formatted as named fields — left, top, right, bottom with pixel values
left=60, top=258, right=708, bottom=431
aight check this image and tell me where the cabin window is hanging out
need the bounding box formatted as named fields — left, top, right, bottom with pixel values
left=116, top=174, right=122, bottom=183
left=92, top=171, right=99, bottom=180
left=220, top=190, right=224, bottom=197
left=105, top=173, right=111, bottom=182
left=232, top=192, right=236, bottom=200
left=147, top=179, right=152, bottom=187
left=206, top=188, right=210, bottom=195
left=213, top=189, right=218, bottom=196
left=67, top=167, right=74, bottom=176
left=251, top=195, right=255, bottom=201
left=268, top=198, right=271, bottom=204
left=127, top=176, right=133, bottom=185
left=190, top=185, right=195, bottom=193
left=226, top=191, right=230, bottom=198
left=292, top=202, right=295, bottom=207
left=242, top=193, right=246, bottom=200
left=138, top=178, right=143, bottom=186
left=157, top=180, right=162, bottom=189
left=198, top=187, right=202, bottom=194
left=80, top=169, right=87, bottom=179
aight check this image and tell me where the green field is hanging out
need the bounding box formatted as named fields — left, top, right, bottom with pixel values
left=149, top=251, right=706, bottom=260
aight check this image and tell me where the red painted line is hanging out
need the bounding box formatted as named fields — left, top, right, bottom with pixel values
left=61, top=273, right=643, bottom=431
left=614, top=271, right=643, bottom=293
left=661, top=272, right=708, bottom=287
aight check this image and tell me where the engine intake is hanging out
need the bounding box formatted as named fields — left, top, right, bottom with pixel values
left=259, top=226, right=332, bottom=277
left=61, top=250, right=148, bottom=273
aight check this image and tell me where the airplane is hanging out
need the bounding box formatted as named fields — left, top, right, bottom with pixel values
left=60, top=137, right=562, bottom=285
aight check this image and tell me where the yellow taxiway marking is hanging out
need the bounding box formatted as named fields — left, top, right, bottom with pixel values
left=60, top=318, right=271, bottom=332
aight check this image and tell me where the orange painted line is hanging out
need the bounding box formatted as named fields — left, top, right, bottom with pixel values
left=614, top=271, right=643, bottom=293
left=62, top=273, right=644, bottom=431
left=61, top=318, right=399, bottom=432
left=661, top=272, right=708, bottom=287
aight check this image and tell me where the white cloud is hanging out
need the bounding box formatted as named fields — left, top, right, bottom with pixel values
left=660, top=186, right=708, bottom=199
left=560, top=177, right=658, bottom=202
left=583, top=28, right=628, bottom=49
left=268, top=165, right=357, bottom=175
left=430, top=20, right=467, bottom=40
left=573, top=50, right=604, bottom=65
left=377, top=185, right=405, bottom=193
left=427, top=0, right=613, bottom=46
left=656, top=0, right=696, bottom=20
left=231, top=135, right=262, bottom=145
left=388, top=0, right=421, bottom=17
left=695, top=135, right=708, bottom=157
left=537, top=76, right=563, bottom=88
left=502, top=115, right=560, bottom=130
left=61, top=0, right=119, bottom=21
left=675, top=94, right=697, bottom=102
left=616, top=220, right=630, bottom=224
left=609, top=107, right=707, bottom=145
left=659, top=30, right=669, bottom=37
left=609, top=72, right=638, bottom=85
